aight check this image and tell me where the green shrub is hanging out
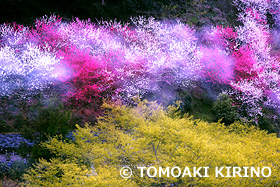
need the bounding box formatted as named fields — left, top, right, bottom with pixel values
left=15, top=95, right=74, bottom=161
left=0, top=120, right=11, bottom=133
left=0, top=160, right=31, bottom=180
left=23, top=101, right=280, bottom=186
left=0, top=95, right=16, bottom=133
left=20, top=95, right=73, bottom=144
left=258, top=115, right=277, bottom=134
left=212, top=93, right=238, bottom=125
left=257, top=108, right=280, bottom=134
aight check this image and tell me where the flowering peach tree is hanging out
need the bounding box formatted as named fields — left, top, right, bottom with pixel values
left=1, top=0, right=280, bottom=124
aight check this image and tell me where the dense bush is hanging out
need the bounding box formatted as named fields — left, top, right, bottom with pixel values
left=0, top=160, right=31, bottom=180
left=23, top=101, right=280, bottom=186
left=0, top=120, right=11, bottom=133
left=18, top=95, right=72, bottom=143
left=13, top=95, right=74, bottom=161
left=212, top=93, right=238, bottom=125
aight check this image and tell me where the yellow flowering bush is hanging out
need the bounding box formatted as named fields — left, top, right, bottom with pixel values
left=23, top=101, right=280, bottom=186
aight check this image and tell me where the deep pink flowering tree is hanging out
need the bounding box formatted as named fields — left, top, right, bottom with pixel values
left=232, top=45, right=259, bottom=80
left=225, top=0, right=280, bottom=123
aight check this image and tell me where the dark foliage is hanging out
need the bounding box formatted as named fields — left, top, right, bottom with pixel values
left=18, top=96, right=72, bottom=143
left=0, top=0, right=239, bottom=27
left=212, top=93, right=238, bottom=125
left=0, top=160, right=31, bottom=180
left=12, top=95, right=74, bottom=161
